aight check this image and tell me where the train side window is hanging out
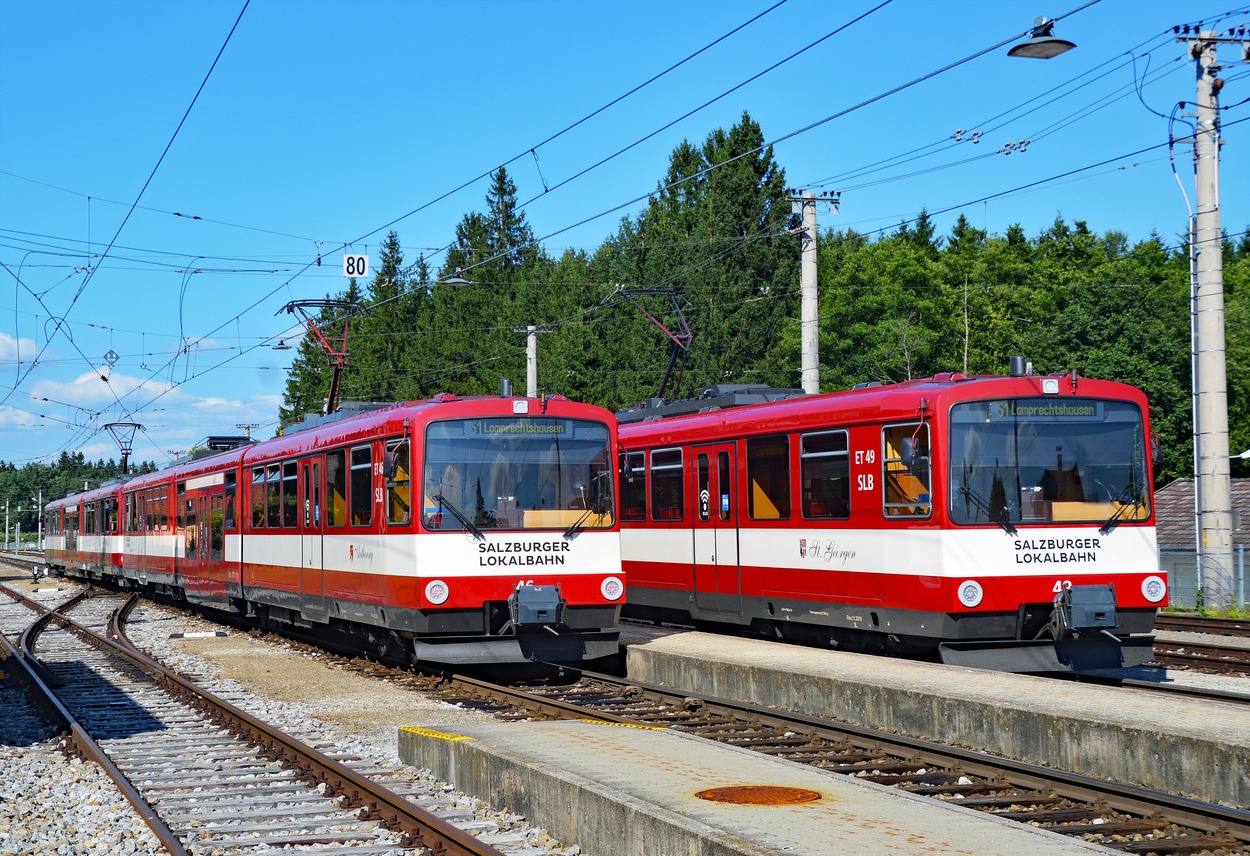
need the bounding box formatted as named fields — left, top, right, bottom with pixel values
left=747, top=435, right=789, bottom=520
left=125, top=493, right=137, bottom=533
left=224, top=472, right=236, bottom=529
left=266, top=463, right=282, bottom=528
left=883, top=423, right=932, bottom=518
left=801, top=430, right=851, bottom=519
left=177, top=482, right=186, bottom=534
left=157, top=486, right=169, bottom=532
left=326, top=449, right=347, bottom=527
left=650, top=448, right=684, bottom=521
left=104, top=498, right=117, bottom=534
left=282, top=460, right=299, bottom=528
left=619, top=452, right=647, bottom=521
left=718, top=451, right=734, bottom=521
left=386, top=438, right=411, bottom=526
left=251, top=467, right=266, bottom=528
left=84, top=502, right=95, bottom=534
left=350, top=445, right=373, bottom=526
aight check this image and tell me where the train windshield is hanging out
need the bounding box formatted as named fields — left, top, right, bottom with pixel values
left=423, top=417, right=615, bottom=532
left=948, top=398, right=1150, bottom=528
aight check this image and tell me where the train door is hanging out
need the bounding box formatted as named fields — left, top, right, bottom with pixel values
left=300, top=456, right=327, bottom=621
left=208, top=491, right=224, bottom=591
left=197, top=493, right=212, bottom=570
left=65, top=506, right=78, bottom=552
left=693, top=443, right=742, bottom=616
left=178, top=489, right=199, bottom=593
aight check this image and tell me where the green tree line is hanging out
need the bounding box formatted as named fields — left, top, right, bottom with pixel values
left=10, top=112, right=1242, bottom=525
left=275, top=110, right=1248, bottom=488
left=0, top=453, right=156, bottom=542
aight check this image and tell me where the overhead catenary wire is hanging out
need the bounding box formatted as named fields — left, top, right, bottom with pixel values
left=8, top=2, right=1246, bottom=465
left=0, top=0, right=250, bottom=409
left=86, top=1, right=1129, bottom=426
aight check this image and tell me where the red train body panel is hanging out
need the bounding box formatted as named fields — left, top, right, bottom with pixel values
left=44, top=394, right=623, bottom=664
left=617, top=368, right=1164, bottom=672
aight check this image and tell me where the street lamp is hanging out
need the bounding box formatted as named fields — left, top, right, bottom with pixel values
left=1008, top=16, right=1076, bottom=59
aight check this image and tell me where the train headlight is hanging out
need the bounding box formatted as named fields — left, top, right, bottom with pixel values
left=1140, top=575, right=1167, bottom=603
left=957, top=580, right=984, bottom=608
left=600, top=576, right=624, bottom=601
left=425, top=579, right=450, bottom=605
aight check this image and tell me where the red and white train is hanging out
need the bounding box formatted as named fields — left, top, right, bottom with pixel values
left=43, top=392, right=624, bottom=665
left=617, top=359, right=1164, bottom=672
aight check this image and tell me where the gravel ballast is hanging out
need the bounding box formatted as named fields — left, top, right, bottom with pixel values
left=0, top=566, right=582, bottom=856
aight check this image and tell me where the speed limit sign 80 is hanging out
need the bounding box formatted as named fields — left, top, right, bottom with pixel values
left=343, top=254, right=369, bottom=278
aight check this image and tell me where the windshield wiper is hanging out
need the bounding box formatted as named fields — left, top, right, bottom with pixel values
left=563, top=507, right=595, bottom=539
left=434, top=494, right=485, bottom=541
left=1099, top=483, right=1144, bottom=536
left=958, top=485, right=1017, bottom=536
left=565, top=472, right=613, bottom=539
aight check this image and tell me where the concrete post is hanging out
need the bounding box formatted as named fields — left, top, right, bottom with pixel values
left=798, top=193, right=819, bottom=394
left=1189, top=33, right=1234, bottom=608
left=526, top=325, right=538, bottom=399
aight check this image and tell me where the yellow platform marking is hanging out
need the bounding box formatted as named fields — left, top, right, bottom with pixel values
left=578, top=718, right=668, bottom=731
left=400, top=726, right=472, bottom=742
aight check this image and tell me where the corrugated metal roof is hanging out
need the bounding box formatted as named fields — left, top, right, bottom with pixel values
left=1154, top=478, right=1250, bottom=548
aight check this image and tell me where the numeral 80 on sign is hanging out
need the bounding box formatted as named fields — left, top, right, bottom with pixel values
left=343, top=254, right=369, bottom=278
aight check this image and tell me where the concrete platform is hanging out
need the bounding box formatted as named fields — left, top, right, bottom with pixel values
left=628, top=632, right=1250, bottom=809
left=399, top=719, right=1111, bottom=856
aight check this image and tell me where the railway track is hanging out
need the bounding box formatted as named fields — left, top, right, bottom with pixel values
left=440, top=670, right=1250, bottom=855
left=1150, top=613, right=1250, bottom=676
left=1152, top=639, right=1250, bottom=676
left=188, top=614, right=1248, bottom=856
left=8, top=561, right=1248, bottom=854
left=1, top=583, right=514, bottom=856
left=1155, top=613, right=1250, bottom=637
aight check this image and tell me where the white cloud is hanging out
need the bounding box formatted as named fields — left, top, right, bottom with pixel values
left=0, top=333, right=40, bottom=362
left=31, top=370, right=177, bottom=408
left=3, top=371, right=283, bottom=467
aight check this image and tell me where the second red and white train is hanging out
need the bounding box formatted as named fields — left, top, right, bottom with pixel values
left=615, top=358, right=1164, bottom=672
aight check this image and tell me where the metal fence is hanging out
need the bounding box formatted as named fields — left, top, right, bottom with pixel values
left=1160, top=545, right=1247, bottom=610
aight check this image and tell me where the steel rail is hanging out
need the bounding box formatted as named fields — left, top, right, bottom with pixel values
left=107, top=594, right=508, bottom=856
left=1155, top=614, right=1250, bottom=638
left=1153, top=640, right=1250, bottom=676
left=491, top=666, right=1250, bottom=844
left=1, top=590, right=190, bottom=856
left=596, top=668, right=1250, bottom=839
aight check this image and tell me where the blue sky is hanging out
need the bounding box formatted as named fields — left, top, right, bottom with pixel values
left=2, top=0, right=1246, bottom=470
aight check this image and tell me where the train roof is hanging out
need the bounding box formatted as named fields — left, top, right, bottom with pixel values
left=617, top=371, right=1150, bottom=442
left=43, top=393, right=618, bottom=509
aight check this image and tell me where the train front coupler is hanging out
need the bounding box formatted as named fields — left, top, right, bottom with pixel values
left=939, top=584, right=1155, bottom=673
left=1044, top=583, right=1155, bottom=672
left=507, top=584, right=565, bottom=635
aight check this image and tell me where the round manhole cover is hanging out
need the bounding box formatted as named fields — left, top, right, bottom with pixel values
left=695, top=786, right=822, bottom=805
